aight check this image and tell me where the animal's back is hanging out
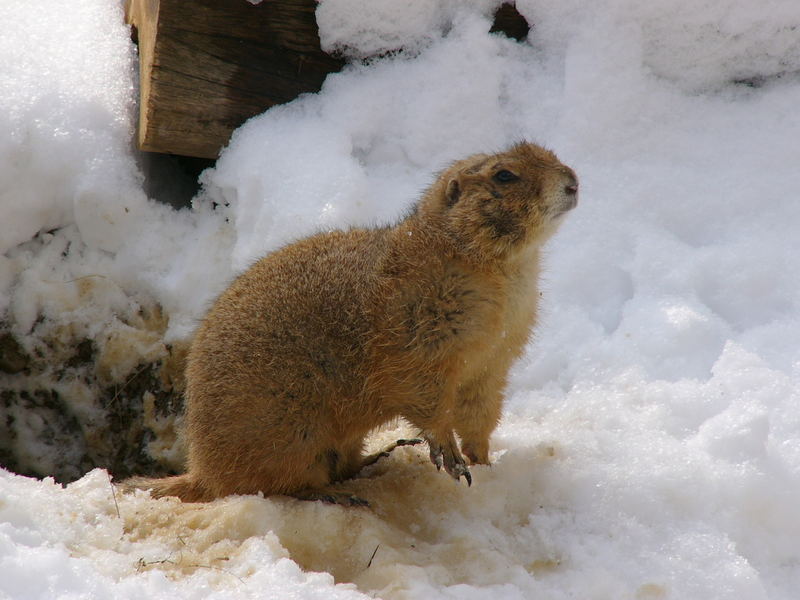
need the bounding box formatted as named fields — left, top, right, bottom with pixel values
left=190, top=230, right=383, bottom=399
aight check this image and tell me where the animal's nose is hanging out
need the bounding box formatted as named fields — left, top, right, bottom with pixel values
left=565, top=183, right=578, bottom=195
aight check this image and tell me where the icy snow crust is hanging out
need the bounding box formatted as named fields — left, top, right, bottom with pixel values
left=2, top=0, right=800, bottom=598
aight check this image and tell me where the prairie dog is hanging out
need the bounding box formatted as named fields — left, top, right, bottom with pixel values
left=127, top=142, right=578, bottom=504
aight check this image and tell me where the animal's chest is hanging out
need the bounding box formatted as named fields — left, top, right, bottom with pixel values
left=379, top=253, right=540, bottom=373
left=458, top=261, right=540, bottom=381
left=502, top=262, right=540, bottom=341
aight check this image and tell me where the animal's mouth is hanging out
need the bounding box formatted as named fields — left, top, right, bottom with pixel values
left=552, top=194, right=578, bottom=218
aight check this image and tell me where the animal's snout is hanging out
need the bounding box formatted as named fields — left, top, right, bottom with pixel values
left=563, top=172, right=579, bottom=196
left=559, top=176, right=579, bottom=214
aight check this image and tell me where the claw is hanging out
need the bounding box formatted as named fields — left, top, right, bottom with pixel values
left=446, top=462, right=468, bottom=482
left=429, top=445, right=444, bottom=470
left=361, top=437, right=427, bottom=470
left=425, top=432, right=474, bottom=486
left=396, top=438, right=424, bottom=447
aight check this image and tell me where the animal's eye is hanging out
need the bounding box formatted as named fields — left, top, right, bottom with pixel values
left=493, top=170, right=519, bottom=183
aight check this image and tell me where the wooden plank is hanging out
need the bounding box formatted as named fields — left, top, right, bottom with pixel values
left=125, top=0, right=343, bottom=159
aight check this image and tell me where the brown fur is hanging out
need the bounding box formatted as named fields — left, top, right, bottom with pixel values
left=127, top=142, right=578, bottom=502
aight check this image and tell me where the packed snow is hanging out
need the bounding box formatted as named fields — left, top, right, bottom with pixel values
left=2, top=0, right=800, bottom=598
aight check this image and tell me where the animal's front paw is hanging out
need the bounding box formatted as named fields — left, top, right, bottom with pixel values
left=460, top=439, right=490, bottom=465
left=426, top=432, right=472, bottom=486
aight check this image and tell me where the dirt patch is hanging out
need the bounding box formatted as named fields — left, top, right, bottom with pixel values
left=0, top=311, right=189, bottom=483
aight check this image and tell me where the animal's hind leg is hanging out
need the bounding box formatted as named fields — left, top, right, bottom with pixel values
left=290, top=438, right=424, bottom=506
left=290, top=445, right=370, bottom=507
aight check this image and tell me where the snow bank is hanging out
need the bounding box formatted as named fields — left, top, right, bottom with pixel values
left=0, top=468, right=367, bottom=600
left=316, top=0, right=504, bottom=59
left=318, top=0, right=800, bottom=92
left=0, top=0, right=139, bottom=255
left=2, top=0, right=800, bottom=598
left=0, top=0, right=233, bottom=337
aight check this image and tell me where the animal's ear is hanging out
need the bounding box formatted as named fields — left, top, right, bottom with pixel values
left=445, top=178, right=461, bottom=207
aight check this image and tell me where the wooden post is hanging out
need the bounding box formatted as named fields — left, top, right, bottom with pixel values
left=124, top=0, right=343, bottom=159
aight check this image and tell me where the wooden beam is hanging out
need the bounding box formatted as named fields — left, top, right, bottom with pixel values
left=125, top=0, right=343, bottom=159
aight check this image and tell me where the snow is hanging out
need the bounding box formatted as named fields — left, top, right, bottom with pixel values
left=2, top=0, right=800, bottom=598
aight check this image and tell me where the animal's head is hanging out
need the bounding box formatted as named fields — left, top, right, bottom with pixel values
left=420, top=142, right=578, bottom=259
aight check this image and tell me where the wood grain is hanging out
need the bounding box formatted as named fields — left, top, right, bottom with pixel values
left=125, top=0, right=343, bottom=158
